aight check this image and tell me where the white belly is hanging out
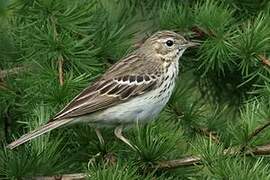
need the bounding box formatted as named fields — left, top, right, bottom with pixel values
left=92, top=83, right=174, bottom=125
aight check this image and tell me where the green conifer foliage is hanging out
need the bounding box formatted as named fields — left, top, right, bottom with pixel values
left=0, top=0, right=270, bottom=179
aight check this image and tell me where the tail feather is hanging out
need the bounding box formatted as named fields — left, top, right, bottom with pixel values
left=6, top=119, right=73, bottom=149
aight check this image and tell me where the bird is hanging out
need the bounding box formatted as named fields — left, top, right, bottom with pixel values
left=7, top=30, right=198, bottom=150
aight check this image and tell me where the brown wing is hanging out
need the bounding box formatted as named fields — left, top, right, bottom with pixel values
left=52, top=53, right=162, bottom=121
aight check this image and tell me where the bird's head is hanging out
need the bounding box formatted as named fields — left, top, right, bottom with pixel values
left=141, top=31, right=198, bottom=61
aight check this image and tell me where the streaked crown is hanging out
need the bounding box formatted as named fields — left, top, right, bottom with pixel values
left=140, top=31, right=196, bottom=61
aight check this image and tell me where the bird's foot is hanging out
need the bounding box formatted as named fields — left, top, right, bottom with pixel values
left=114, top=126, right=140, bottom=152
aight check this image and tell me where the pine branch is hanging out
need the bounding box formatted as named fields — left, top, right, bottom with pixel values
left=27, top=142, right=270, bottom=179
left=239, top=120, right=270, bottom=152
left=156, top=142, right=270, bottom=169
left=157, top=142, right=270, bottom=169
left=196, top=114, right=270, bottom=155
left=31, top=157, right=202, bottom=180
left=169, top=106, right=220, bottom=144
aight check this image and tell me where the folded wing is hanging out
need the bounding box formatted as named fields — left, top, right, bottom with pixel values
left=52, top=74, right=158, bottom=121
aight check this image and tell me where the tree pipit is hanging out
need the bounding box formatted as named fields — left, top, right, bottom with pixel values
left=7, top=31, right=198, bottom=150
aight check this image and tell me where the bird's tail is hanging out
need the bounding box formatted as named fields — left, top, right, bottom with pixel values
left=6, top=119, right=73, bottom=150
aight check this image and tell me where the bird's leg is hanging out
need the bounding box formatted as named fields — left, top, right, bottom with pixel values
left=114, top=125, right=138, bottom=151
left=95, top=128, right=105, bottom=145
left=94, top=128, right=117, bottom=165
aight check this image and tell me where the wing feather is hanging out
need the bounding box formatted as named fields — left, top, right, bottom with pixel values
left=53, top=75, right=159, bottom=120
left=52, top=53, right=162, bottom=121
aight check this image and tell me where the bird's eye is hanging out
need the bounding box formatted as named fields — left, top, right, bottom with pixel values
left=166, top=40, right=174, bottom=47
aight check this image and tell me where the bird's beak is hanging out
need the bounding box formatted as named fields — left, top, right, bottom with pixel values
left=183, top=41, right=200, bottom=48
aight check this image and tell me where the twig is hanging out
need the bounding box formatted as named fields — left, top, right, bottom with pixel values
left=58, top=55, right=64, bottom=86
left=0, top=66, right=28, bottom=80
left=156, top=156, right=201, bottom=169
left=32, top=173, right=86, bottom=180
left=247, top=120, right=270, bottom=142
left=258, top=54, right=270, bottom=67
left=51, top=16, right=64, bottom=86
left=250, top=143, right=270, bottom=155
left=156, top=142, right=270, bottom=170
